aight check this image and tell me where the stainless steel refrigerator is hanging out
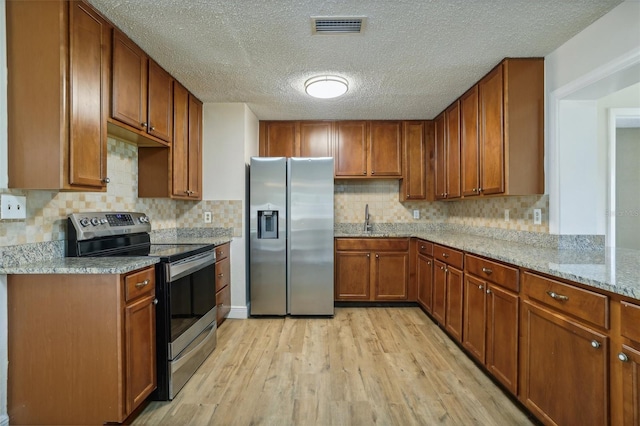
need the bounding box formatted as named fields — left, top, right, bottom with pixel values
left=249, top=157, right=334, bottom=316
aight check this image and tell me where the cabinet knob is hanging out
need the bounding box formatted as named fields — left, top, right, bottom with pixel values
left=150, top=125, right=156, bottom=131
left=618, top=352, right=629, bottom=362
left=486, top=288, right=491, bottom=294
left=482, top=267, right=493, bottom=275
left=420, top=245, right=425, bottom=249
left=141, top=122, right=148, bottom=128
left=478, top=187, right=483, bottom=192
left=363, top=171, right=367, bottom=175
left=375, top=254, right=379, bottom=258
left=219, top=251, right=224, bottom=255
left=153, top=298, right=158, bottom=305
left=442, top=253, right=449, bottom=258
left=439, top=266, right=445, bottom=271
left=591, top=340, right=601, bottom=349
left=371, top=171, right=375, bottom=175
left=218, top=273, right=224, bottom=277
left=427, top=261, right=431, bottom=265
left=407, top=194, right=410, bottom=197
left=367, top=253, right=370, bottom=258
left=102, top=177, right=110, bottom=184
left=472, top=188, right=477, bottom=192
left=478, top=285, right=484, bottom=290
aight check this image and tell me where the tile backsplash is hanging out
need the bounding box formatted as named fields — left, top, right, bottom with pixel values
left=0, top=138, right=242, bottom=247
left=1, top=139, right=550, bottom=248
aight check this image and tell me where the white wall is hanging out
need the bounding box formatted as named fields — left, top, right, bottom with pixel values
left=202, top=103, right=258, bottom=318
left=545, top=0, right=640, bottom=235
left=616, top=127, right=640, bottom=250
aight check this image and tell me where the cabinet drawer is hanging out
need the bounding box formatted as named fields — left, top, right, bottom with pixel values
left=417, top=240, right=433, bottom=257
left=215, top=257, right=230, bottom=292
left=335, top=238, right=409, bottom=252
left=433, top=245, right=463, bottom=269
left=124, top=267, right=156, bottom=303
left=621, top=301, right=640, bottom=343
left=523, top=271, right=608, bottom=329
left=215, top=242, right=230, bottom=261
left=465, top=254, right=519, bottom=292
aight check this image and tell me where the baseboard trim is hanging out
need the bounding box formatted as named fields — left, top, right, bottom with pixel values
left=1, top=414, right=9, bottom=426
left=227, top=306, right=248, bottom=319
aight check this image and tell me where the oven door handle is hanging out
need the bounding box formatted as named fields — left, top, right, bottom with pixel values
left=168, top=250, right=216, bottom=282
left=171, top=320, right=217, bottom=372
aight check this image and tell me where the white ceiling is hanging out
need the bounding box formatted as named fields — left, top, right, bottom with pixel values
left=87, top=0, right=624, bottom=120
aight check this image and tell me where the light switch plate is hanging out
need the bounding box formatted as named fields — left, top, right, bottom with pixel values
left=1, top=194, right=27, bottom=220
left=504, top=209, right=510, bottom=222
left=413, top=209, right=420, bottom=219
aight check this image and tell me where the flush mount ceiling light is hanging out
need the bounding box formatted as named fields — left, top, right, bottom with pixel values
left=304, top=75, right=349, bottom=99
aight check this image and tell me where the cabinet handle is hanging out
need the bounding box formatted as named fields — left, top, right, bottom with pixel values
left=367, top=253, right=370, bottom=258
left=618, top=352, right=629, bottom=362
left=375, top=254, right=379, bottom=258
left=444, top=192, right=448, bottom=198
left=102, top=177, right=110, bottom=184
left=407, top=194, right=410, bottom=197
left=591, top=340, right=601, bottom=349
left=219, top=251, right=224, bottom=256
left=486, top=288, right=491, bottom=294
left=439, top=266, right=445, bottom=271
left=218, top=273, right=224, bottom=277
left=363, top=171, right=367, bottom=175
left=478, top=187, right=483, bottom=192
left=420, top=245, right=425, bottom=249
left=141, top=122, right=148, bottom=128
left=546, top=291, right=569, bottom=302
left=150, top=125, right=156, bottom=131
left=371, top=171, right=375, bottom=175
left=427, top=261, right=431, bottom=265
left=482, top=267, right=493, bottom=275
left=153, top=298, right=158, bottom=305
left=135, top=279, right=150, bottom=288
left=442, top=253, right=449, bottom=258
left=472, top=188, right=477, bottom=192
left=478, top=285, right=484, bottom=290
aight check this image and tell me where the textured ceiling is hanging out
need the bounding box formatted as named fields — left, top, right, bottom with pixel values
left=87, top=0, right=624, bottom=120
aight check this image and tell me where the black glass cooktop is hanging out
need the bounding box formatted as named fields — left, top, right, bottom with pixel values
left=148, top=243, right=215, bottom=262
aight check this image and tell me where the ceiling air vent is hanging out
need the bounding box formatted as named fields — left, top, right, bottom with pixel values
left=311, top=17, right=365, bottom=34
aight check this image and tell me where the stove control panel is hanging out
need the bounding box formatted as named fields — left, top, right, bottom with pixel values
left=68, top=212, right=151, bottom=241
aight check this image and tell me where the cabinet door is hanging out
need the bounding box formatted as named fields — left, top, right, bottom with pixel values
left=216, top=284, right=231, bottom=326
left=335, top=121, right=368, bottom=177
left=124, top=294, right=156, bottom=415
left=432, top=260, right=447, bottom=324
left=373, top=251, right=408, bottom=300
left=369, top=121, right=402, bottom=177
left=445, top=266, right=464, bottom=341
left=300, top=121, right=332, bottom=157
left=401, top=121, right=427, bottom=200
left=260, top=121, right=298, bottom=157
left=619, top=343, right=640, bottom=426
left=460, top=86, right=480, bottom=197
left=69, top=1, right=109, bottom=189
left=445, top=102, right=461, bottom=199
left=520, top=301, right=608, bottom=426
left=479, top=64, right=505, bottom=195
left=434, top=113, right=447, bottom=200
left=463, top=275, right=486, bottom=363
left=187, top=94, right=203, bottom=199
left=335, top=251, right=371, bottom=300
left=417, top=254, right=433, bottom=312
left=486, top=284, right=519, bottom=394
left=171, top=82, right=189, bottom=198
left=112, top=30, right=147, bottom=130
left=147, top=60, right=173, bottom=142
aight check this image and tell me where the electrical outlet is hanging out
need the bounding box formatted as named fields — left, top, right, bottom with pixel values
left=0, top=194, right=27, bottom=220
left=533, top=209, right=542, bottom=225
left=204, top=211, right=212, bottom=223
left=413, top=209, right=420, bottom=219
left=504, top=209, right=510, bottom=222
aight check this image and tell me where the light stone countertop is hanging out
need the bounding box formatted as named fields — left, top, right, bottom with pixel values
left=335, top=231, right=640, bottom=300
left=0, top=256, right=160, bottom=275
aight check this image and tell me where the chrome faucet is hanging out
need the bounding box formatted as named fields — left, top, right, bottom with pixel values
left=364, top=204, right=372, bottom=232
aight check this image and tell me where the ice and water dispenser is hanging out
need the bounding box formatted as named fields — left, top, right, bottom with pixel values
left=257, top=210, right=278, bottom=239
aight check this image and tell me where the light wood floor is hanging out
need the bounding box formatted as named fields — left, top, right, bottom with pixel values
left=133, top=307, right=535, bottom=425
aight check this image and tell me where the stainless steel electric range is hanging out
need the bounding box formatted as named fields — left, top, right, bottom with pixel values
left=66, top=211, right=218, bottom=400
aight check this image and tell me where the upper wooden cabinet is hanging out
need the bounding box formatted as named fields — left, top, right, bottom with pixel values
left=7, top=0, right=111, bottom=191
left=460, top=86, right=480, bottom=196
left=300, top=121, right=333, bottom=157
left=111, top=30, right=173, bottom=145
left=138, top=84, right=203, bottom=200
left=334, top=121, right=368, bottom=177
left=400, top=121, right=433, bottom=201
left=369, top=121, right=403, bottom=177
left=434, top=103, right=461, bottom=200
left=259, top=121, right=299, bottom=157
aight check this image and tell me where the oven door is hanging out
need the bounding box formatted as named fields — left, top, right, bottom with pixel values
left=166, top=250, right=217, bottom=359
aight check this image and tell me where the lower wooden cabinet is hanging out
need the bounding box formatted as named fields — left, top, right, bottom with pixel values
left=431, top=244, right=464, bottom=342
left=215, top=242, right=231, bottom=325
left=335, top=238, right=409, bottom=301
left=613, top=300, right=640, bottom=426
left=416, top=241, right=434, bottom=312
left=8, top=266, right=157, bottom=425
left=463, top=254, right=519, bottom=394
left=520, top=272, right=609, bottom=426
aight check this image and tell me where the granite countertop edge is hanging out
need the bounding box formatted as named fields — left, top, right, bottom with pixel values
left=335, top=231, right=640, bottom=300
